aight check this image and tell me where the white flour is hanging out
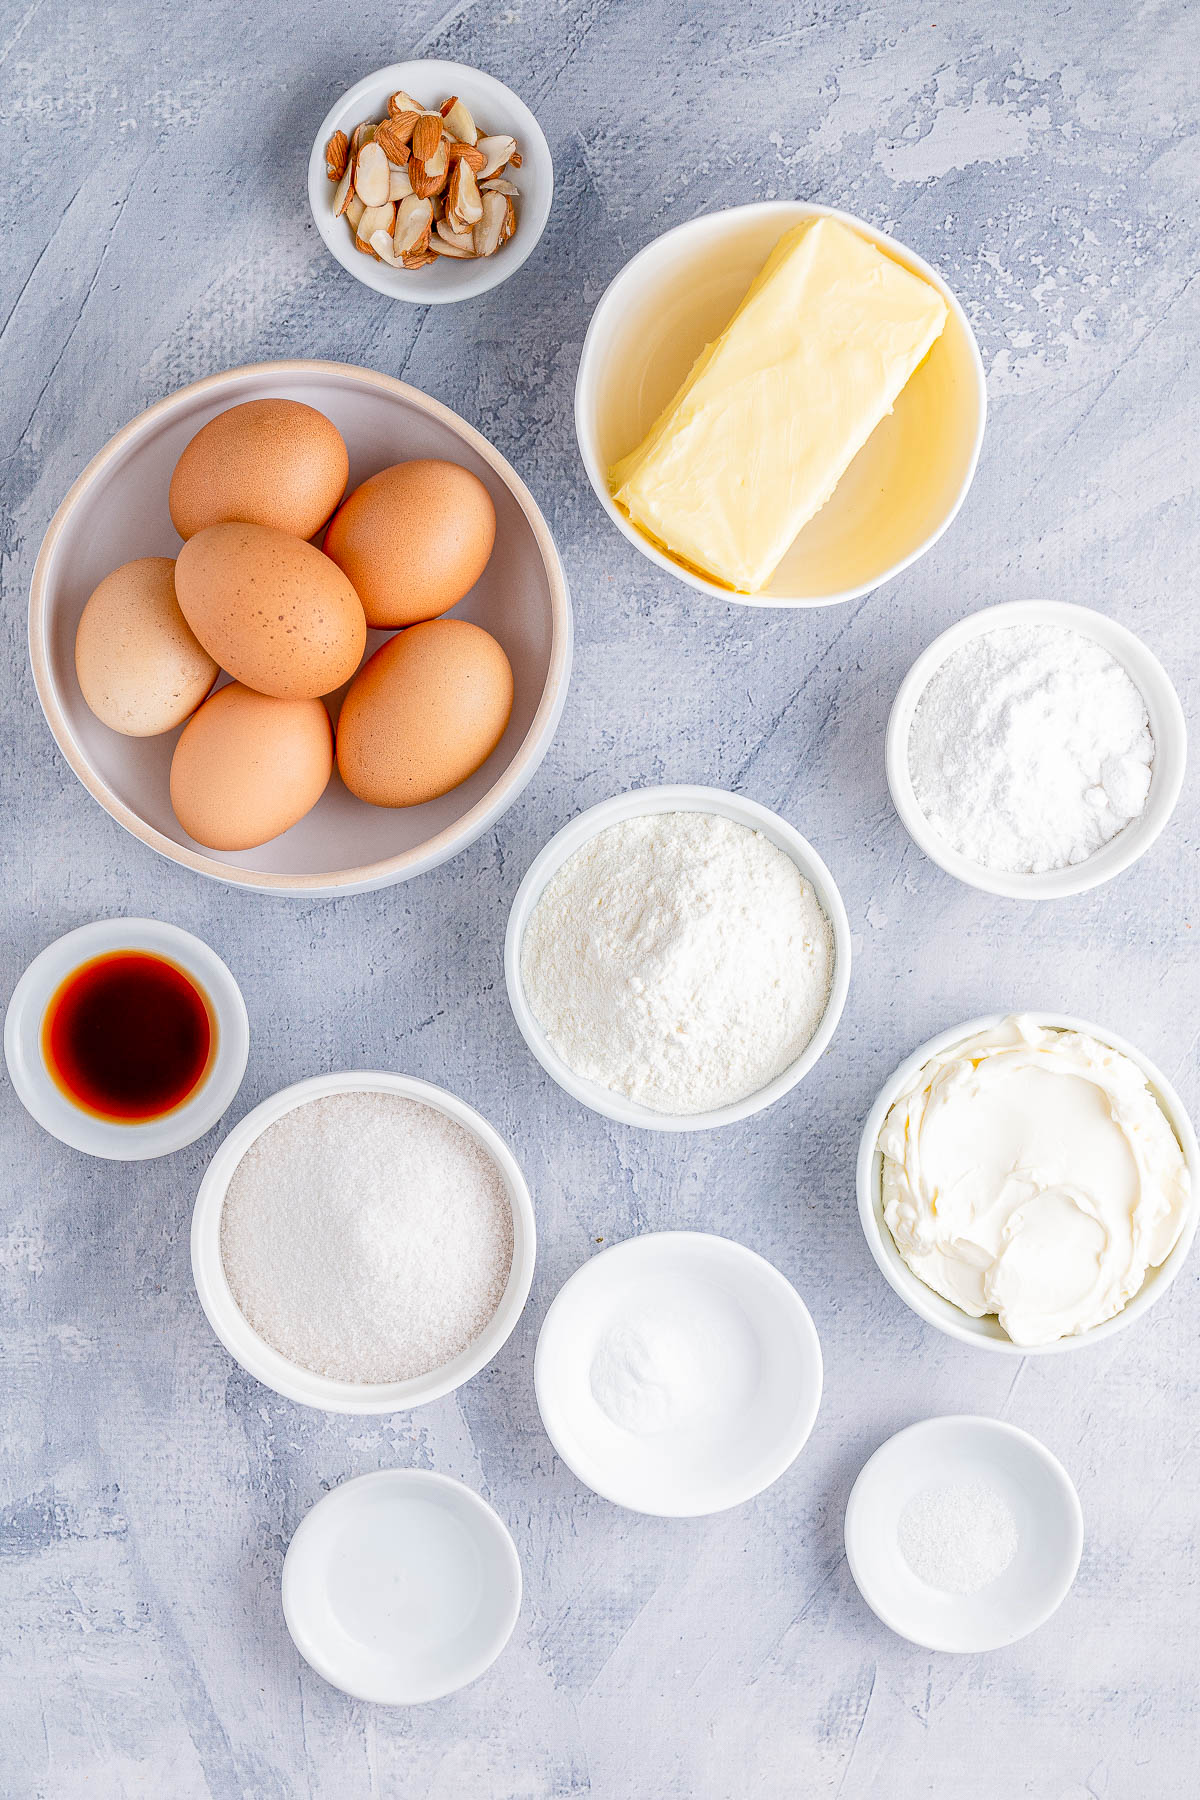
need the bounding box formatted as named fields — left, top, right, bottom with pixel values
left=898, top=1480, right=1019, bottom=1594
left=519, top=811, right=834, bottom=1114
left=220, top=1092, right=513, bottom=1383
left=908, top=623, right=1154, bottom=873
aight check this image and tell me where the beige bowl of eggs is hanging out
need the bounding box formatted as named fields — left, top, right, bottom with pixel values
left=30, top=360, right=572, bottom=895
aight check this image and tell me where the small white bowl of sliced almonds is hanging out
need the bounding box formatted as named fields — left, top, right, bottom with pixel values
left=308, top=59, right=552, bottom=303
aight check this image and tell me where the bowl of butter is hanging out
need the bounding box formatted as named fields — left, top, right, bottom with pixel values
left=575, top=202, right=985, bottom=608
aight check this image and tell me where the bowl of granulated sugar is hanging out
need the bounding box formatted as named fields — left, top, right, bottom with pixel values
left=191, top=1072, right=535, bottom=1412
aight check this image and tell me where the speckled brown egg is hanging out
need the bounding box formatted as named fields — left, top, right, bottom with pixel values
left=322, top=460, right=497, bottom=628
left=174, top=523, right=366, bottom=699
left=168, top=399, right=349, bottom=541
left=74, top=556, right=218, bottom=736
left=170, top=683, right=333, bottom=850
left=336, top=619, right=513, bottom=807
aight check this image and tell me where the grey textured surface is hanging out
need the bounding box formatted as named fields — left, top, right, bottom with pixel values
left=1, top=1, right=1197, bottom=1795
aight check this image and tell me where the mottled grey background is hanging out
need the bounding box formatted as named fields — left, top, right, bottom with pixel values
left=1, top=0, right=1197, bottom=1795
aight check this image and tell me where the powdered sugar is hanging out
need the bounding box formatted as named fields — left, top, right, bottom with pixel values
left=908, top=624, right=1154, bottom=873
left=898, top=1480, right=1019, bottom=1594
left=220, top=1092, right=513, bottom=1384
left=519, top=811, right=834, bottom=1115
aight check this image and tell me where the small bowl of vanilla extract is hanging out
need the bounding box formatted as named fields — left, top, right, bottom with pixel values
left=4, top=919, right=249, bottom=1159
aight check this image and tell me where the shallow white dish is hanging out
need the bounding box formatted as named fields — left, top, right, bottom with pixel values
left=282, top=1469, right=521, bottom=1703
left=504, top=784, right=851, bottom=1131
left=191, top=1071, right=536, bottom=1412
left=29, top=359, right=572, bottom=896
left=575, top=201, right=985, bottom=608
left=308, top=60, right=552, bottom=304
left=534, top=1232, right=823, bottom=1516
left=886, top=599, right=1186, bottom=899
left=844, top=1416, right=1083, bottom=1653
left=4, top=918, right=248, bottom=1160
left=857, top=1011, right=1200, bottom=1354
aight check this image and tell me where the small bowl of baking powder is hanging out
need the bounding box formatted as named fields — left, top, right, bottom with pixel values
left=504, top=786, right=852, bottom=1131
left=886, top=600, right=1186, bottom=899
left=191, top=1072, right=536, bottom=1412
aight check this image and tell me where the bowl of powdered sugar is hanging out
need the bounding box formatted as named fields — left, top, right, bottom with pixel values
left=504, top=786, right=852, bottom=1130
left=886, top=599, right=1186, bottom=899
left=191, top=1072, right=535, bottom=1411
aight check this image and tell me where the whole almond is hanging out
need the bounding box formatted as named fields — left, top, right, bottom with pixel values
left=412, top=112, right=442, bottom=160
left=325, top=129, right=349, bottom=181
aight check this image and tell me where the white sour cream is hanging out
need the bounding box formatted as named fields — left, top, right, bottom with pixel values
left=879, top=1016, right=1191, bottom=1346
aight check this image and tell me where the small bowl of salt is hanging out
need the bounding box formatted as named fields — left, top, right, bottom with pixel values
left=844, top=1415, right=1083, bottom=1653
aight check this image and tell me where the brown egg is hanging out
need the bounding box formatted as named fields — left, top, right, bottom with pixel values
left=170, top=684, right=333, bottom=850
left=74, top=557, right=218, bottom=737
left=174, top=523, right=366, bottom=699
left=337, top=619, right=513, bottom=807
left=322, top=459, right=497, bottom=628
left=168, top=399, right=349, bottom=540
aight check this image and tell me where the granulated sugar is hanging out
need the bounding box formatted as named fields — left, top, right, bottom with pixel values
left=220, top=1092, right=513, bottom=1384
left=898, top=1480, right=1019, bottom=1595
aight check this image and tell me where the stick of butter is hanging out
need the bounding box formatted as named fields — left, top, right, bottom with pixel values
left=609, top=217, right=949, bottom=593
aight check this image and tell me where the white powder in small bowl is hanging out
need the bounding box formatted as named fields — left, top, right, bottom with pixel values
left=898, top=1479, right=1019, bottom=1595
left=220, top=1092, right=514, bottom=1384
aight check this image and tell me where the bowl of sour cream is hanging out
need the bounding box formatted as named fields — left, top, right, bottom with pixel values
left=856, top=1013, right=1198, bottom=1354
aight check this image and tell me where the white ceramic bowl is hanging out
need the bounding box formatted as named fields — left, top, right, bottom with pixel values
left=4, top=918, right=248, bottom=1160
left=191, top=1071, right=536, bottom=1411
left=30, top=359, right=572, bottom=896
left=857, top=1012, right=1200, bottom=1355
left=535, top=1232, right=823, bottom=1516
left=886, top=600, right=1187, bottom=899
left=504, top=785, right=851, bottom=1131
left=844, top=1416, right=1083, bottom=1653
left=308, top=60, right=552, bottom=303
left=575, top=201, right=985, bottom=608
left=282, top=1469, right=522, bottom=1703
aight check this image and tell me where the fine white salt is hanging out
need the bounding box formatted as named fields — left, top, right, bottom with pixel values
left=897, top=1480, right=1019, bottom=1595
left=220, top=1092, right=514, bottom=1384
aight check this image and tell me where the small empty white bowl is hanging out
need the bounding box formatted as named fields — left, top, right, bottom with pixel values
left=4, top=918, right=249, bottom=1160
left=886, top=599, right=1187, bottom=899
left=282, top=1469, right=522, bottom=1703
left=534, top=1232, right=823, bottom=1516
left=191, top=1071, right=536, bottom=1412
left=309, top=60, right=553, bottom=303
left=856, top=1011, right=1200, bottom=1355
left=504, top=785, right=851, bottom=1131
left=844, top=1415, right=1083, bottom=1652
left=575, top=201, right=985, bottom=608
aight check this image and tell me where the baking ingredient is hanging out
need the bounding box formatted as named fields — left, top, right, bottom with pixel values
left=220, top=1091, right=514, bottom=1383
left=322, top=459, right=497, bottom=628
left=879, top=1015, right=1190, bottom=1346
left=175, top=522, right=366, bottom=699
left=609, top=217, right=948, bottom=593
left=336, top=619, right=513, bottom=808
left=907, top=623, right=1155, bottom=873
left=898, top=1481, right=1019, bottom=1594
left=170, top=683, right=333, bottom=851
left=520, top=812, right=835, bottom=1114
left=168, top=399, right=349, bottom=541
left=589, top=1283, right=757, bottom=1434
left=327, top=92, right=519, bottom=269
left=74, top=557, right=217, bottom=736
left=42, top=951, right=212, bottom=1123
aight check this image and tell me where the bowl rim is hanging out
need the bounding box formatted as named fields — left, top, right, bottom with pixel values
left=307, top=59, right=554, bottom=305
left=281, top=1467, right=522, bottom=1703
left=28, top=357, right=573, bottom=897
left=574, top=198, right=987, bottom=610
left=855, top=1011, right=1200, bottom=1355
left=190, top=1070, right=537, bottom=1412
left=533, top=1230, right=824, bottom=1516
left=885, top=599, right=1188, bottom=898
left=503, top=783, right=852, bottom=1131
left=843, top=1414, right=1084, bottom=1653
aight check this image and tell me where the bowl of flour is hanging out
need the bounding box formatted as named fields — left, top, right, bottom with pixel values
left=504, top=786, right=851, bottom=1130
left=886, top=599, right=1186, bottom=899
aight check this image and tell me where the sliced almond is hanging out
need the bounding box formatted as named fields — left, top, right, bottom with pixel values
left=473, top=189, right=507, bottom=256
left=325, top=129, right=349, bottom=181
left=332, top=164, right=354, bottom=216
left=402, top=248, right=437, bottom=269
left=435, top=219, right=476, bottom=250
left=349, top=120, right=376, bottom=157
left=370, top=228, right=403, bottom=267
left=345, top=193, right=365, bottom=231
left=441, top=97, right=477, bottom=145
left=501, top=195, right=517, bottom=243
left=412, top=111, right=443, bottom=161
left=408, top=157, right=448, bottom=199
left=447, top=139, right=486, bottom=172
left=388, top=163, right=414, bottom=201
left=480, top=176, right=518, bottom=195
left=357, top=202, right=395, bottom=239
left=445, top=158, right=483, bottom=232
left=423, top=137, right=448, bottom=179
left=393, top=194, right=434, bottom=256
left=429, top=239, right=474, bottom=258
left=353, top=140, right=390, bottom=207
left=375, top=115, right=414, bottom=161
left=476, top=134, right=517, bottom=179
left=509, top=149, right=523, bottom=169
left=388, top=90, right=424, bottom=117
